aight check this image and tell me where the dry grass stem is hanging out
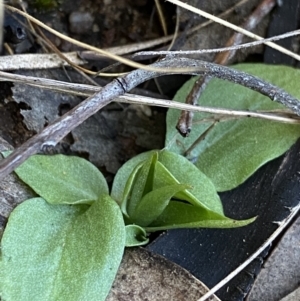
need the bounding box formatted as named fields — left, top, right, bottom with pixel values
left=166, top=6, right=180, bottom=51
left=155, top=0, right=168, bottom=36
left=1, top=28, right=298, bottom=72
left=167, top=0, right=300, bottom=61
left=4, top=5, right=213, bottom=74
left=136, top=29, right=300, bottom=57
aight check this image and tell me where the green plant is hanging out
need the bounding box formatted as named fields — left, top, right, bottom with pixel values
left=1, top=63, right=300, bottom=301
left=166, top=64, right=300, bottom=191
left=0, top=150, right=253, bottom=301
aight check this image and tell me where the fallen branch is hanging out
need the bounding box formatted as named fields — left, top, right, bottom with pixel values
left=0, top=57, right=300, bottom=180
left=0, top=70, right=299, bottom=124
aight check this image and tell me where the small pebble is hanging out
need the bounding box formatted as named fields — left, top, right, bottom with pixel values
left=69, top=11, right=94, bottom=34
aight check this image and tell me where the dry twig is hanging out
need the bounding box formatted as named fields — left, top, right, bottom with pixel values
left=0, top=70, right=298, bottom=124
left=0, top=57, right=300, bottom=180
left=176, top=0, right=276, bottom=136
left=166, top=0, right=300, bottom=61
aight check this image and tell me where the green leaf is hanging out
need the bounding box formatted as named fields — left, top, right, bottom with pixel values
left=145, top=202, right=256, bottom=232
left=157, top=150, right=224, bottom=214
left=126, top=152, right=157, bottom=216
left=112, top=150, right=224, bottom=220
left=13, top=154, right=109, bottom=204
left=166, top=64, right=300, bottom=191
left=153, top=161, right=215, bottom=211
left=130, top=184, right=190, bottom=226
left=0, top=195, right=125, bottom=301
left=125, top=224, right=149, bottom=247
left=111, top=151, right=155, bottom=204
left=119, top=160, right=144, bottom=216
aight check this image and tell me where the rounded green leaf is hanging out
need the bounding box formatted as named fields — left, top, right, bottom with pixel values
left=0, top=195, right=125, bottom=301
left=166, top=64, right=300, bottom=191
left=125, top=224, right=149, bottom=247
left=112, top=150, right=223, bottom=218
left=13, top=154, right=109, bottom=204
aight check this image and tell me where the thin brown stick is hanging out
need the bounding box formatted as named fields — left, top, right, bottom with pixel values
left=167, top=0, right=300, bottom=60
left=215, top=0, right=276, bottom=65
left=184, top=121, right=218, bottom=157
left=176, top=0, right=276, bottom=136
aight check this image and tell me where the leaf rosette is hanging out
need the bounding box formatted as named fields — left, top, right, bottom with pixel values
left=112, top=150, right=255, bottom=232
